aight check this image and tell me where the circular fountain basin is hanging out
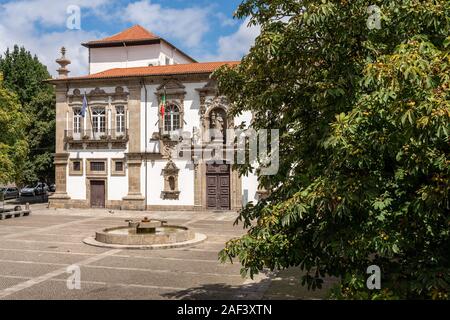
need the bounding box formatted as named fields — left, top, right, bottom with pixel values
left=96, top=225, right=194, bottom=245
left=83, top=223, right=207, bottom=250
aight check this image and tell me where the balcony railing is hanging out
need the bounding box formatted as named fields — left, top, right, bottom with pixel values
left=65, top=129, right=128, bottom=141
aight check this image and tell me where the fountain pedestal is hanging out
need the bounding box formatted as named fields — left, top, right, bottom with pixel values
left=137, top=221, right=161, bottom=234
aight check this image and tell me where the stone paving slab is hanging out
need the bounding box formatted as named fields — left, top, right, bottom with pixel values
left=52, top=266, right=246, bottom=289
left=0, top=205, right=332, bottom=300
left=0, top=206, right=272, bottom=299
left=0, top=250, right=94, bottom=265
left=115, top=249, right=224, bottom=262
left=0, top=239, right=111, bottom=254
left=0, top=261, right=63, bottom=278
left=0, top=276, right=30, bottom=290
left=88, top=255, right=243, bottom=275
left=3, top=279, right=178, bottom=300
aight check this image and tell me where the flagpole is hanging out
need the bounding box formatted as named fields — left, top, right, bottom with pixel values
left=84, top=91, right=95, bottom=140
left=160, top=86, right=166, bottom=135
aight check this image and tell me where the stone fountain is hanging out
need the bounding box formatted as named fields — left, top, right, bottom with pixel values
left=83, top=217, right=206, bottom=249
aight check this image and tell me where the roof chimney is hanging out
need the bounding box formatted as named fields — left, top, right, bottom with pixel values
left=56, top=47, right=71, bottom=79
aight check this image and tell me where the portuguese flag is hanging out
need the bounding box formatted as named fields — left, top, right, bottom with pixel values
left=160, top=91, right=166, bottom=117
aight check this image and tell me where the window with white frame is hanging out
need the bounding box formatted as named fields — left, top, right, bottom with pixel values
left=116, top=106, right=125, bottom=134
left=92, top=108, right=106, bottom=133
left=73, top=109, right=82, bottom=134
left=164, top=104, right=180, bottom=133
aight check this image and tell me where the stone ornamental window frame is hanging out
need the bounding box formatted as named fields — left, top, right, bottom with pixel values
left=91, top=106, right=107, bottom=134
left=68, top=87, right=129, bottom=138
left=155, top=80, right=186, bottom=138
left=111, top=100, right=128, bottom=138
left=111, top=158, right=126, bottom=176
left=161, top=160, right=180, bottom=200
left=86, top=158, right=108, bottom=176
left=69, top=159, right=83, bottom=176
left=115, top=105, right=126, bottom=134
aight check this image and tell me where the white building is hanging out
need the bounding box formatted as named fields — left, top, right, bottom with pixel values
left=49, top=25, right=261, bottom=211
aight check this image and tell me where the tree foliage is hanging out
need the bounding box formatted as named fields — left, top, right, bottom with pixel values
left=0, top=45, right=55, bottom=184
left=0, top=73, right=28, bottom=184
left=215, top=0, right=449, bottom=299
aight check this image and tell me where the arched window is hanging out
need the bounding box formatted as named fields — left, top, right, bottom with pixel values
left=164, top=104, right=180, bottom=133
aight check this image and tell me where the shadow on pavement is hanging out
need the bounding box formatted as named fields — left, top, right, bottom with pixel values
left=162, top=268, right=338, bottom=300
left=162, top=279, right=272, bottom=300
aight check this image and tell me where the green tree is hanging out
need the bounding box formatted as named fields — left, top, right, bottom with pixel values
left=0, top=73, right=29, bottom=185
left=0, top=45, right=55, bottom=184
left=216, top=0, right=449, bottom=299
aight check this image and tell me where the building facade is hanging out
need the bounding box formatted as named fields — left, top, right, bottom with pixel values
left=49, top=25, right=260, bottom=211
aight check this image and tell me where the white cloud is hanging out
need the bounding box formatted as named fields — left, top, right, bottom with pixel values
left=215, top=12, right=238, bottom=27
left=0, top=0, right=107, bottom=27
left=0, top=0, right=253, bottom=77
left=203, top=17, right=260, bottom=61
left=121, top=0, right=210, bottom=48
left=0, top=0, right=108, bottom=76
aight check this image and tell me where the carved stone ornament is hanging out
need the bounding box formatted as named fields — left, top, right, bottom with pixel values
left=162, top=160, right=180, bottom=200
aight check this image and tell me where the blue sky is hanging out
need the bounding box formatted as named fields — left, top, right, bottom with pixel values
left=0, top=0, right=260, bottom=76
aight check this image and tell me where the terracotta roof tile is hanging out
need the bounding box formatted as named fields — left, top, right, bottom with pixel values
left=49, top=61, right=240, bottom=82
left=83, top=25, right=160, bottom=46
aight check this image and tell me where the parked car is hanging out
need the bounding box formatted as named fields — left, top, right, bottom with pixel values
left=20, top=183, right=48, bottom=197
left=0, top=187, right=20, bottom=200
left=49, top=184, right=56, bottom=193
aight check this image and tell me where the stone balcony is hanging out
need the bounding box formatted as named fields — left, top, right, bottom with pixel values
left=64, top=129, right=129, bottom=150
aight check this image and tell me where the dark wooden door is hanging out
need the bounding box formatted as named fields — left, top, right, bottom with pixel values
left=206, top=164, right=230, bottom=210
left=90, top=180, right=105, bottom=208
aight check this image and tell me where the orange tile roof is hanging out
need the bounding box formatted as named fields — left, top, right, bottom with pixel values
left=49, top=61, right=240, bottom=82
left=82, top=24, right=197, bottom=62
left=83, top=25, right=159, bottom=46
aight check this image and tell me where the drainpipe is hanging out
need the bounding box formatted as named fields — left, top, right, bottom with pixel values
left=123, top=42, right=128, bottom=68
left=141, top=79, right=148, bottom=210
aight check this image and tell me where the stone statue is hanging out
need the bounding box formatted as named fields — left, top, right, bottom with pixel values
left=210, top=111, right=225, bottom=134
left=215, top=112, right=225, bottom=135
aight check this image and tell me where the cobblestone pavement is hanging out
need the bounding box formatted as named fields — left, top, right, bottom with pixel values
left=0, top=204, right=331, bottom=300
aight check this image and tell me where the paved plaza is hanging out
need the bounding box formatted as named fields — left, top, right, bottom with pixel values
left=0, top=204, right=333, bottom=299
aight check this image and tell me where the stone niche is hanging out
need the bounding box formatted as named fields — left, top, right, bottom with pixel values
left=161, top=160, right=180, bottom=200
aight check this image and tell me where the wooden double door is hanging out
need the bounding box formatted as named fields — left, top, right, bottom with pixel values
left=206, top=163, right=230, bottom=210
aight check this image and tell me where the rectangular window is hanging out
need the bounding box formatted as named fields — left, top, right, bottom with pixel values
left=116, top=106, right=125, bottom=133
left=90, top=161, right=105, bottom=172
left=69, top=159, right=83, bottom=176
left=92, top=108, right=106, bottom=133
left=111, top=159, right=126, bottom=176
left=115, top=161, right=124, bottom=172
left=73, top=161, right=81, bottom=172
left=73, top=109, right=82, bottom=134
